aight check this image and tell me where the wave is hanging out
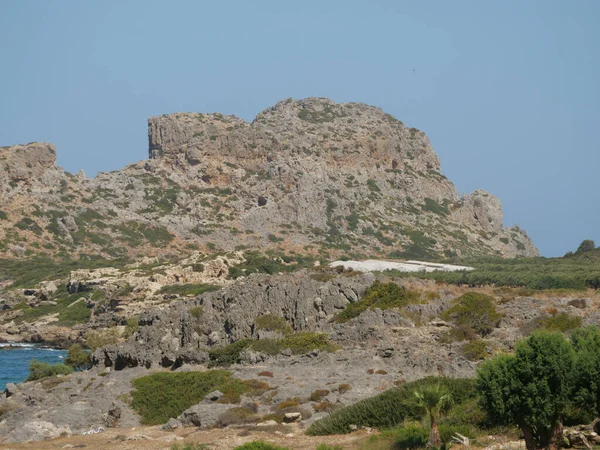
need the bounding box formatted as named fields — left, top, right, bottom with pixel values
left=0, top=343, right=36, bottom=348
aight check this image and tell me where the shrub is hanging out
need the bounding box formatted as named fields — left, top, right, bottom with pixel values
left=309, top=389, right=330, bottom=402
left=189, top=306, right=203, bottom=320
left=476, top=331, right=574, bottom=450
left=65, top=344, right=91, bottom=370
left=439, top=324, right=479, bottom=344
left=576, top=240, right=596, bottom=254
left=441, top=293, right=502, bottom=337
left=313, top=402, right=338, bottom=413
left=233, top=442, right=289, bottom=450
left=571, top=326, right=600, bottom=417
left=131, top=370, right=250, bottom=424
left=541, top=312, right=583, bottom=333
left=393, top=425, right=429, bottom=449
left=86, top=328, right=120, bottom=351
left=258, top=371, right=274, bottom=378
left=208, top=339, right=252, bottom=367
left=462, top=339, right=488, bottom=361
left=316, top=445, right=343, bottom=450
left=255, top=315, right=292, bottom=335
left=123, top=317, right=139, bottom=338
left=217, top=406, right=260, bottom=426
left=307, top=377, right=476, bottom=436
left=27, top=360, right=73, bottom=381
left=334, top=281, right=420, bottom=323
left=158, top=283, right=219, bottom=297
left=208, top=333, right=337, bottom=367
left=367, top=179, right=380, bottom=193
left=338, top=383, right=352, bottom=394
left=171, top=444, right=209, bottom=450
left=278, top=332, right=337, bottom=354
left=422, top=198, right=449, bottom=216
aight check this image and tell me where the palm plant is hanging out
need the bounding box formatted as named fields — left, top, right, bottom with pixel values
left=409, top=384, right=453, bottom=448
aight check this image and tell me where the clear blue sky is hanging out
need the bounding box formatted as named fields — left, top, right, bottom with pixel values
left=1, top=1, right=598, bottom=257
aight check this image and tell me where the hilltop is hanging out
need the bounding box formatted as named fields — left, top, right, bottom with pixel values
left=0, top=98, right=537, bottom=261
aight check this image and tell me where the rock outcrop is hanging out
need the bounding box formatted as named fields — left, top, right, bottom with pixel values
left=0, top=98, right=537, bottom=261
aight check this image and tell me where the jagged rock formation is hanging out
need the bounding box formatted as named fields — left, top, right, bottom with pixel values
left=0, top=98, right=537, bottom=260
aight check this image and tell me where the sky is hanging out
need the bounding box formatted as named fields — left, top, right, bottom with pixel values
left=1, top=1, right=598, bottom=257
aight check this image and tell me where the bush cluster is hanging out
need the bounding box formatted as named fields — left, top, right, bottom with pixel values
left=208, top=332, right=337, bottom=367
left=307, top=377, right=477, bottom=436
left=130, top=370, right=251, bottom=424
left=334, top=281, right=420, bottom=323
left=27, top=360, right=73, bottom=381
left=391, top=253, right=600, bottom=291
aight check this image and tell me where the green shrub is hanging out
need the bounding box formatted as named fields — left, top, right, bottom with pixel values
left=540, top=312, right=583, bottom=333
left=388, top=254, right=600, bottom=291
left=279, top=332, right=338, bottom=354
left=27, top=360, right=73, bottom=381
left=65, top=344, right=91, bottom=370
left=422, top=198, right=449, bottom=216
left=307, top=377, right=477, bottom=435
left=123, top=317, right=139, bottom=338
left=316, top=445, right=343, bottom=450
left=208, top=333, right=337, bottom=367
left=158, top=283, right=219, bottom=297
left=476, top=331, right=574, bottom=450
left=462, top=339, right=488, bottom=361
left=309, top=389, right=330, bottom=402
left=171, top=443, right=209, bottom=450
left=189, top=306, right=203, bottom=320
left=0, top=211, right=7, bottom=220
left=15, top=217, right=43, bottom=235
left=131, top=370, right=250, bottom=424
left=438, top=424, right=477, bottom=443
left=367, top=179, right=380, bottom=193
left=255, top=315, right=292, bottom=335
left=441, top=293, right=502, bottom=337
left=394, top=425, right=429, bottom=449
left=86, top=328, right=120, bottom=351
left=233, top=442, right=290, bottom=450
left=208, top=339, right=252, bottom=367
left=335, top=281, right=420, bottom=323
left=576, top=240, right=596, bottom=254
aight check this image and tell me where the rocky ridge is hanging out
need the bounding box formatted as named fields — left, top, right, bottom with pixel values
left=1, top=269, right=598, bottom=444
left=0, top=98, right=537, bottom=261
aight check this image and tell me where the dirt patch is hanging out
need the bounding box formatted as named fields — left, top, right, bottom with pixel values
left=0, top=424, right=371, bottom=450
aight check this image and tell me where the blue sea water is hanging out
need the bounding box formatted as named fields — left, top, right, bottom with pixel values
left=0, top=343, right=67, bottom=390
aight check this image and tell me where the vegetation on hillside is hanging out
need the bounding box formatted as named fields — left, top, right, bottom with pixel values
left=208, top=332, right=337, bottom=367
left=388, top=247, right=600, bottom=290
left=309, top=327, right=600, bottom=450
left=131, top=370, right=255, bottom=424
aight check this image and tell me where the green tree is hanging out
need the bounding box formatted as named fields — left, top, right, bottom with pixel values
left=408, top=384, right=453, bottom=448
left=65, top=343, right=91, bottom=370
left=571, top=326, right=600, bottom=417
left=576, top=239, right=596, bottom=254
left=476, top=331, right=574, bottom=450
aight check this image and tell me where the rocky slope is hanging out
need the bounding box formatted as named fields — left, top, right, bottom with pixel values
left=0, top=98, right=537, bottom=261
left=1, top=270, right=598, bottom=443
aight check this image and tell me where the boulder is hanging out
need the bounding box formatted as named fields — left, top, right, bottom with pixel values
left=177, top=403, right=232, bottom=428
left=5, top=421, right=71, bottom=443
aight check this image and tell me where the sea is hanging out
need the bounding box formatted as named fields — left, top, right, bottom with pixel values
left=0, top=343, right=67, bottom=390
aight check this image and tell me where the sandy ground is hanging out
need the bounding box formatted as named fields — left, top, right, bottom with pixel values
left=0, top=424, right=373, bottom=450
left=329, top=259, right=474, bottom=273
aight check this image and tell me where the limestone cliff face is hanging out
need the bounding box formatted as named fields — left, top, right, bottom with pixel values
left=0, top=98, right=538, bottom=259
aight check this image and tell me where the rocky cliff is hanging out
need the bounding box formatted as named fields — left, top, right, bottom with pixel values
left=0, top=98, right=537, bottom=260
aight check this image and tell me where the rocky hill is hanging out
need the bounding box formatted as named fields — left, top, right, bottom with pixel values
left=0, top=98, right=537, bottom=261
